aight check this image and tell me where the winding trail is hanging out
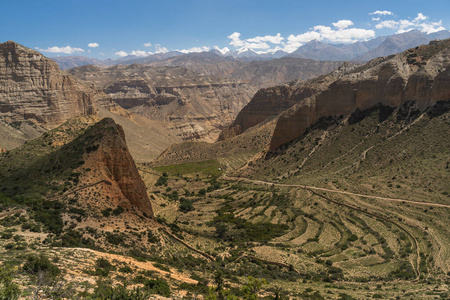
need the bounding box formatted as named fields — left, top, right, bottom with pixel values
left=46, top=180, right=110, bottom=201
left=0, top=209, right=25, bottom=219
left=221, top=176, right=425, bottom=280
left=159, top=228, right=216, bottom=262
left=234, top=253, right=300, bottom=274
left=222, top=176, right=450, bottom=208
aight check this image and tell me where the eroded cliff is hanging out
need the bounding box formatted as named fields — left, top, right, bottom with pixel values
left=269, top=39, right=450, bottom=150
left=68, top=64, right=256, bottom=142
left=0, top=41, right=96, bottom=127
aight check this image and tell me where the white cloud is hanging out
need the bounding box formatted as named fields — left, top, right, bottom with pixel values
left=375, top=20, right=399, bottom=29
left=214, top=46, right=230, bottom=55
left=115, top=51, right=128, bottom=57
left=88, top=43, right=99, bottom=48
left=37, top=46, right=85, bottom=54
left=178, top=46, right=210, bottom=54
left=372, top=17, right=380, bottom=21
left=144, top=43, right=152, bottom=47
left=228, top=18, right=376, bottom=54
left=130, top=50, right=149, bottom=57
left=375, top=13, right=446, bottom=34
left=228, top=32, right=245, bottom=47
left=247, top=33, right=284, bottom=44
left=414, top=13, right=427, bottom=22
left=282, top=22, right=374, bottom=52
left=332, top=20, right=354, bottom=30
left=370, top=10, right=393, bottom=16
left=227, top=32, right=284, bottom=53
left=154, top=44, right=168, bottom=53
left=99, top=52, right=105, bottom=56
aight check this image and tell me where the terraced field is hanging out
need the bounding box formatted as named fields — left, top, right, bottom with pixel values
left=139, top=102, right=449, bottom=298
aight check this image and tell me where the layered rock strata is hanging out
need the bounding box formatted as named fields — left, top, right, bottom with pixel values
left=0, top=41, right=96, bottom=127
left=68, top=64, right=256, bottom=142
left=269, top=40, right=450, bottom=150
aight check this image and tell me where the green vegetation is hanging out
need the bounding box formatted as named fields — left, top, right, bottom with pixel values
left=93, top=258, right=116, bottom=277
left=90, top=282, right=150, bottom=300
left=0, top=266, right=20, bottom=300
left=154, top=159, right=223, bottom=177
left=208, top=206, right=289, bottom=243
left=22, top=254, right=61, bottom=277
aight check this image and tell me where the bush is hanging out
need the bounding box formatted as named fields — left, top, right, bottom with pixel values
left=179, top=198, right=194, bottom=213
left=348, top=234, right=358, bottom=242
left=101, top=208, right=112, bottom=217
left=144, top=278, right=171, bottom=297
left=91, top=281, right=149, bottom=300
left=106, top=232, right=125, bottom=245
left=94, top=258, right=116, bottom=277
left=22, top=254, right=60, bottom=277
left=0, top=266, right=20, bottom=300
left=155, top=174, right=168, bottom=187
left=147, top=231, right=159, bottom=243
left=112, top=206, right=124, bottom=216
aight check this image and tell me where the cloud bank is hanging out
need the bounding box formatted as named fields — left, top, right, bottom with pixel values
left=225, top=12, right=446, bottom=54
left=374, top=12, right=445, bottom=34
left=36, top=46, right=85, bottom=54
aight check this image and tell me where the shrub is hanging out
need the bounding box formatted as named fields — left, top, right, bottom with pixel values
left=179, top=199, right=194, bottom=213
left=0, top=266, right=20, bottom=300
left=112, top=205, right=124, bottom=216
left=106, top=232, right=125, bottom=245
left=91, top=281, right=149, bottom=300
left=94, top=258, right=116, bottom=277
left=348, top=234, right=358, bottom=242
left=147, top=231, right=159, bottom=243
left=22, top=254, right=60, bottom=277
left=144, top=278, right=171, bottom=297
left=155, top=174, right=168, bottom=187
left=101, top=208, right=112, bottom=217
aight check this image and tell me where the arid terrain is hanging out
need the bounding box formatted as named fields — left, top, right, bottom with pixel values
left=0, top=35, right=449, bottom=300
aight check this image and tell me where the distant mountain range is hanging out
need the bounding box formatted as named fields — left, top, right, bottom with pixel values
left=51, top=30, right=450, bottom=70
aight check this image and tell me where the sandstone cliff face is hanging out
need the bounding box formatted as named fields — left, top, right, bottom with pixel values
left=269, top=40, right=450, bottom=150
left=68, top=64, right=256, bottom=142
left=219, top=64, right=350, bottom=140
left=80, top=118, right=153, bottom=216
left=0, top=41, right=96, bottom=127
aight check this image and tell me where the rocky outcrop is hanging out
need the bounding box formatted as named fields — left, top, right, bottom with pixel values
left=0, top=41, right=96, bottom=127
left=81, top=118, right=153, bottom=216
left=0, top=116, right=153, bottom=217
left=219, top=64, right=352, bottom=140
left=269, top=39, right=450, bottom=150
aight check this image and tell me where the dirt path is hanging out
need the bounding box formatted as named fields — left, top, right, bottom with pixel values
left=160, top=228, right=216, bottom=262
left=138, top=168, right=162, bottom=176
left=46, top=180, right=110, bottom=201
left=0, top=209, right=25, bottom=219
left=222, top=176, right=422, bottom=280
left=234, top=253, right=300, bottom=273
left=223, top=176, right=450, bottom=208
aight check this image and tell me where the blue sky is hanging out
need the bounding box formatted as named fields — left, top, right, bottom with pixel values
left=1, top=0, right=449, bottom=58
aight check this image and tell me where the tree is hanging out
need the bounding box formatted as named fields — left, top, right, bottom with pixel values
left=242, top=276, right=267, bottom=300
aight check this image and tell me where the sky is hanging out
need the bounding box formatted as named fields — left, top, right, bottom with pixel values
left=1, top=0, right=449, bottom=59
